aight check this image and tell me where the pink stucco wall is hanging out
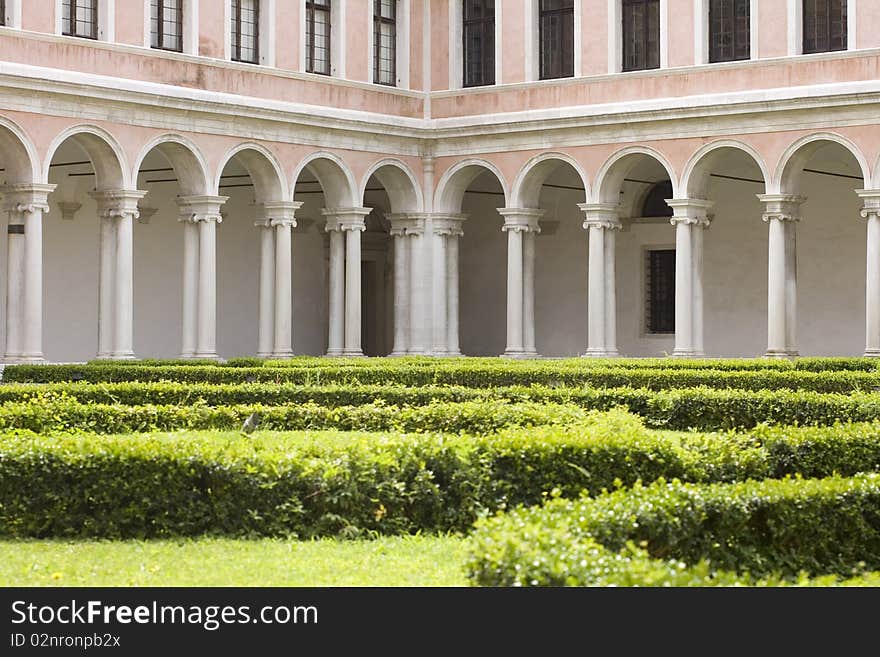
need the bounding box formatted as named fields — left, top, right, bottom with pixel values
left=501, top=1, right=524, bottom=85
left=199, top=0, right=225, bottom=59
left=21, top=0, right=55, bottom=34
left=409, top=0, right=424, bottom=90
left=115, top=2, right=144, bottom=47
left=759, top=1, right=788, bottom=59
left=276, top=0, right=300, bottom=71
left=667, top=0, right=695, bottom=68
left=431, top=0, right=448, bottom=91
left=581, top=0, right=608, bottom=77
left=346, top=0, right=370, bottom=82
left=857, top=0, right=880, bottom=50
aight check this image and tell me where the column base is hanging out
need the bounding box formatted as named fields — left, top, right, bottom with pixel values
left=108, top=352, right=137, bottom=360
left=271, top=350, right=294, bottom=359
left=864, top=349, right=880, bottom=358
left=389, top=350, right=409, bottom=357
left=257, top=351, right=273, bottom=358
left=96, top=351, right=113, bottom=360
left=325, top=349, right=345, bottom=357
left=192, top=351, right=220, bottom=360
left=672, top=349, right=700, bottom=358
left=341, top=349, right=365, bottom=357
left=502, top=350, right=532, bottom=359
left=581, top=349, right=615, bottom=358
left=16, top=353, right=45, bottom=363
left=764, top=349, right=799, bottom=359
left=445, top=350, right=463, bottom=357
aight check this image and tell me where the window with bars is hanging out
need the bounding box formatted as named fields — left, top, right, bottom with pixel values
left=463, top=0, right=495, bottom=88
left=803, top=0, right=846, bottom=54
left=374, top=0, right=396, bottom=86
left=646, top=249, right=675, bottom=334
left=231, top=0, right=259, bottom=64
left=709, top=0, right=749, bottom=62
left=539, top=0, right=574, bottom=80
left=622, top=0, right=660, bottom=72
left=306, top=0, right=331, bottom=75
left=62, top=0, right=98, bottom=39
left=151, top=0, right=183, bottom=52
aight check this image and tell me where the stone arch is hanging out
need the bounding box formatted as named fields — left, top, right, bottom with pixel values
left=132, top=134, right=211, bottom=197
left=434, top=158, right=509, bottom=214
left=680, top=139, right=770, bottom=199
left=0, top=116, right=41, bottom=184
left=592, top=145, right=678, bottom=204
left=510, top=152, right=590, bottom=208
left=774, top=132, right=870, bottom=195
left=360, top=158, right=423, bottom=213
left=44, top=124, right=129, bottom=191
left=291, top=151, right=359, bottom=208
left=215, top=142, right=288, bottom=203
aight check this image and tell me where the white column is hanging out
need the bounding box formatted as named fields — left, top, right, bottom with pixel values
left=407, top=221, right=428, bottom=354
left=180, top=217, right=199, bottom=358
left=325, top=223, right=345, bottom=356
left=857, top=190, right=880, bottom=356
left=499, top=208, right=543, bottom=358
left=264, top=201, right=301, bottom=358
left=388, top=217, right=410, bottom=356
left=92, top=190, right=147, bottom=360
left=256, top=216, right=275, bottom=358
left=446, top=223, right=463, bottom=356
left=97, top=212, right=116, bottom=358
left=759, top=194, right=804, bottom=358
left=523, top=229, right=537, bottom=356
left=604, top=226, right=619, bottom=357
left=177, top=196, right=227, bottom=360
left=579, top=204, right=621, bottom=357
left=344, top=225, right=363, bottom=356
left=323, top=208, right=370, bottom=357
left=2, top=185, right=54, bottom=363
left=4, top=216, right=24, bottom=361
left=432, top=231, right=448, bottom=354
left=667, top=199, right=713, bottom=359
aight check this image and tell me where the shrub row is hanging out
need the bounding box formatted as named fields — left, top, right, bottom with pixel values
left=465, top=473, right=880, bottom=586
left=7, top=363, right=880, bottom=393
left=3, top=411, right=880, bottom=539
left=5, top=385, right=880, bottom=430
left=0, top=398, right=590, bottom=435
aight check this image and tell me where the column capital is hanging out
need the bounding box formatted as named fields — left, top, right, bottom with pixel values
left=578, top=203, right=622, bottom=230
left=430, top=213, right=467, bottom=236
left=385, top=212, right=429, bottom=236
left=857, top=189, right=880, bottom=218
left=757, top=194, right=806, bottom=222
left=322, top=206, right=371, bottom=232
left=176, top=195, right=228, bottom=224
left=1, top=183, right=56, bottom=215
left=498, top=207, right=544, bottom=233
left=666, top=198, right=713, bottom=226
left=260, top=200, right=303, bottom=228
left=89, top=189, right=148, bottom=221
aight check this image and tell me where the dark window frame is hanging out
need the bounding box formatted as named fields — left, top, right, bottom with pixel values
left=151, top=0, right=184, bottom=53
left=231, top=0, right=260, bottom=64
left=462, top=0, right=495, bottom=88
left=539, top=0, right=574, bottom=80
left=62, top=0, right=98, bottom=40
left=373, top=0, right=397, bottom=86
left=0, top=0, right=6, bottom=27
left=709, top=0, right=750, bottom=63
left=306, top=0, right=332, bottom=75
left=622, top=0, right=660, bottom=72
left=802, top=0, right=847, bottom=55
left=645, top=248, right=676, bottom=334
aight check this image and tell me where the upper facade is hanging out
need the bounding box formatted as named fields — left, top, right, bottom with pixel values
left=0, top=1, right=873, bottom=123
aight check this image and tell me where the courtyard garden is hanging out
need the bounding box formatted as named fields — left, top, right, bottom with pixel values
left=1, top=356, right=879, bottom=586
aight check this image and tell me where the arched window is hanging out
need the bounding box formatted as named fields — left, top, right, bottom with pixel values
left=803, top=0, right=846, bottom=54
left=641, top=180, right=673, bottom=217
left=709, top=0, right=749, bottom=63
left=622, top=0, right=660, bottom=71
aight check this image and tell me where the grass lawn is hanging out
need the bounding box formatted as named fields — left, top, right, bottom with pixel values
left=0, top=535, right=468, bottom=587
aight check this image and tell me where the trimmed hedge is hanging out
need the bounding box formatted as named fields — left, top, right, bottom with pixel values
left=5, top=385, right=880, bottom=430
left=466, top=473, right=880, bottom=586
left=4, top=410, right=880, bottom=539
left=0, top=398, right=590, bottom=435
left=8, top=363, right=880, bottom=392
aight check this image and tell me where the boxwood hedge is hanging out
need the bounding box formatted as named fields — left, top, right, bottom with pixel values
left=466, top=473, right=880, bottom=586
